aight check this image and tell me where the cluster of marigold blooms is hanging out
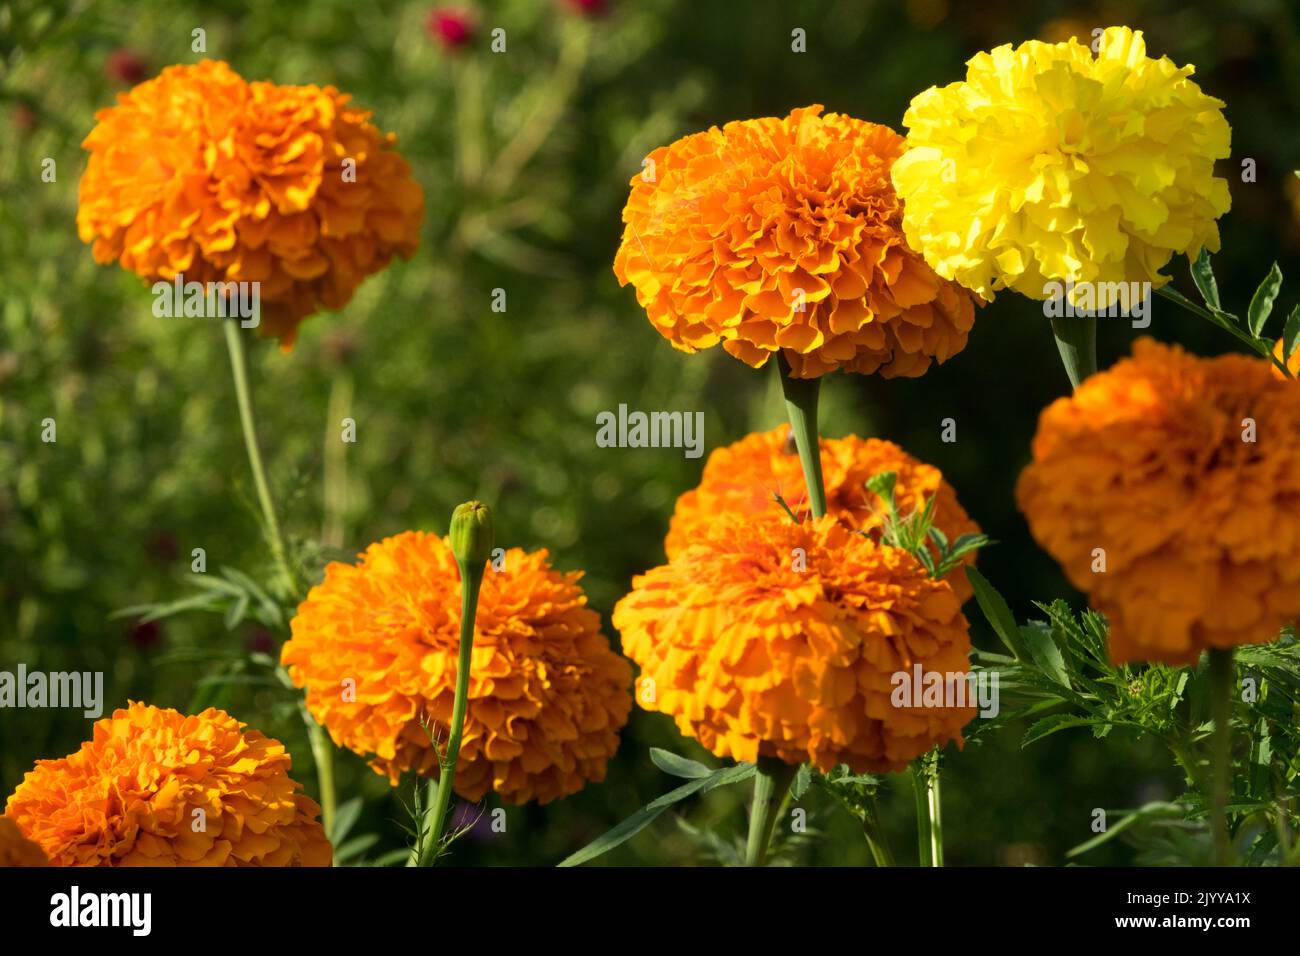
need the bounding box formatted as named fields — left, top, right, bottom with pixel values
left=5, top=25, right=1296, bottom=867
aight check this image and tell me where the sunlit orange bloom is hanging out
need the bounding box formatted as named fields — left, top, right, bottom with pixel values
left=665, top=426, right=981, bottom=600
left=613, top=104, right=978, bottom=378
left=0, top=816, right=48, bottom=867
left=614, top=513, right=975, bottom=772
left=282, top=531, right=633, bottom=804
left=77, top=60, right=424, bottom=348
left=4, top=702, right=331, bottom=866
left=1271, top=337, right=1300, bottom=379
left=1018, top=339, right=1300, bottom=665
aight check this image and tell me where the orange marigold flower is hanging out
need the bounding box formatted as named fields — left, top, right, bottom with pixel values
left=613, top=104, right=978, bottom=379
left=614, top=513, right=975, bottom=772
left=1017, top=338, right=1300, bottom=665
left=665, top=426, right=981, bottom=600
left=77, top=60, right=424, bottom=348
left=1271, top=337, right=1300, bottom=379
left=4, top=702, right=331, bottom=866
left=281, top=531, right=633, bottom=804
left=0, top=816, right=48, bottom=867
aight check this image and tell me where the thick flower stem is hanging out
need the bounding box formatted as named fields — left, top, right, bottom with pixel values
left=1209, top=648, right=1235, bottom=867
left=911, top=754, right=944, bottom=866
left=1050, top=314, right=1097, bottom=390
left=744, top=756, right=798, bottom=866
left=777, top=355, right=828, bottom=519
left=417, top=557, right=486, bottom=866
left=222, top=319, right=301, bottom=598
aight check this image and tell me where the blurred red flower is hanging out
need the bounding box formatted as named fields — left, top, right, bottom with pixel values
left=427, top=8, right=475, bottom=50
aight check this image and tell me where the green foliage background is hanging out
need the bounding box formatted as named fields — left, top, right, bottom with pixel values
left=3, top=0, right=1299, bottom=865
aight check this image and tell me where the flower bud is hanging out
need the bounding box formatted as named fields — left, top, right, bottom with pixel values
left=449, top=500, right=494, bottom=567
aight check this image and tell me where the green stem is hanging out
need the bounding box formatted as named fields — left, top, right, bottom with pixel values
left=1050, top=314, right=1097, bottom=390
left=222, top=319, right=300, bottom=597
left=416, top=559, right=485, bottom=866
left=927, top=764, right=944, bottom=867
left=860, top=795, right=896, bottom=867
left=777, top=354, right=827, bottom=519
left=321, top=371, right=353, bottom=550
left=911, top=752, right=944, bottom=866
left=1208, top=648, right=1235, bottom=867
left=275, top=665, right=338, bottom=853
left=304, top=709, right=337, bottom=845
left=225, top=322, right=332, bottom=848
left=912, top=765, right=933, bottom=867
left=744, top=756, right=797, bottom=866
left=1154, top=286, right=1292, bottom=378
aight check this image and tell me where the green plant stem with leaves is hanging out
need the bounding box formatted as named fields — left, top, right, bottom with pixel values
left=1209, top=648, right=1235, bottom=866
left=1158, top=250, right=1295, bottom=379
left=223, top=320, right=336, bottom=840
left=222, top=320, right=301, bottom=597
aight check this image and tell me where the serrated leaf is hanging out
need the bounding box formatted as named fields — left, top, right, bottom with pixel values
left=557, top=762, right=755, bottom=867
left=965, top=566, right=1027, bottom=660
left=649, top=748, right=712, bottom=780
left=1191, top=248, right=1220, bottom=310
left=927, top=525, right=949, bottom=554
left=1284, top=305, right=1300, bottom=363
left=1020, top=623, right=1070, bottom=688
left=865, top=471, right=897, bottom=504
left=1248, top=262, right=1283, bottom=337
left=1021, top=713, right=1096, bottom=747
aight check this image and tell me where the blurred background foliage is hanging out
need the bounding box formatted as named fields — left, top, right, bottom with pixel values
left=2, top=0, right=1298, bottom=866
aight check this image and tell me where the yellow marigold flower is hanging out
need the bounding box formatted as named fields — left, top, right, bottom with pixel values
left=77, top=60, right=424, bottom=348
left=892, top=27, right=1231, bottom=308
left=4, top=701, right=331, bottom=866
left=613, top=105, right=978, bottom=378
left=614, top=513, right=975, bottom=772
left=281, top=531, right=633, bottom=804
left=0, top=816, right=49, bottom=867
left=665, top=426, right=981, bottom=600
left=1017, top=339, right=1300, bottom=665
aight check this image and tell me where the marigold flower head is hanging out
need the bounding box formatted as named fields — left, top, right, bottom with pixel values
left=614, top=513, right=975, bottom=772
left=614, top=105, right=978, bottom=378
left=1017, top=339, right=1300, bottom=665
left=665, top=426, right=980, bottom=600
left=892, top=27, right=1231, bottom=309
left=4, top=701, right=331, bottom=866
left=0, top=816, right=48, bottom=867
left=77, top=60, right=425, bottom=348
left=281, top=531, right=633, bottom=804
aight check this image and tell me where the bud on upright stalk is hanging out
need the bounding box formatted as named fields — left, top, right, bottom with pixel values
left=415, top=500, right=494, bottom=866
left=449, top=500, right=494, bottom=568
